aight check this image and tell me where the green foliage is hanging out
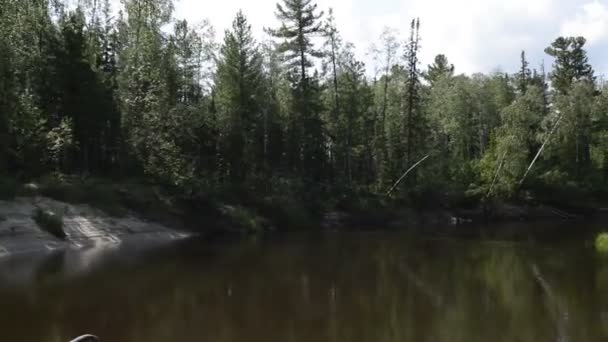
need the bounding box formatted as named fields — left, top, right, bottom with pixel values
left=538, top=81, right=596, bottom=183
left=267, top=0, right=324, bottom=81
left=544, top=37, right=594, bottom=95
left=1, top=0, right=608, bottom=224
left=45, top=117, right=76, bottom=172
left=269, top=0, right=327, bottom=177
left=595, top=233, right=608, bottom=254
left=215, top=11, right=264, bottom=182
left=38, top=175, right=127, bottom=217
left=0, top=177, right=18, bottom=200
left=8, top=93, right=48, bottom=173
left=33, top=208, right=66, bottom=239
left=480, top=85, right=545, bottom=196
left=425, top=54, right=454, bottom=86
left=222, top=205, right=267, bottom=233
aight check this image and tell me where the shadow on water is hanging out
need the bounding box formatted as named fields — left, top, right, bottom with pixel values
left=0, top=223, right=607, bottom=341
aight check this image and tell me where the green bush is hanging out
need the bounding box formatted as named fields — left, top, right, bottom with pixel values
left=37, top=175, right=127, bottom=217
left=596, top=233, right=608, bottom=254
left=20, top=183, right=40, bottom=197
left=38, top=174, right=83, bottom=202
left=33, top=208, right=66, bottom=239
left=82, top=182, right=127, bottom=217
left=258, top=196, right=316, bottom=230
left=222, top=205, right=266, bottom=233
left=0, top=177, right=18, bottom=200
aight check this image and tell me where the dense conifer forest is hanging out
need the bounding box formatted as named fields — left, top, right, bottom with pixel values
left=1, top=0, right=607, bottom=211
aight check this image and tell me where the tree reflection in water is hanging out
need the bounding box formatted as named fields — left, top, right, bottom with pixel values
left=0, top=230, right=606, bottom=342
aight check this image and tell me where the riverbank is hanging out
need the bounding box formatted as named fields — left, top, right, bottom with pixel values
left=1, top=174, right=606, bottom=258
left=0, top=194, right=188, bottom=258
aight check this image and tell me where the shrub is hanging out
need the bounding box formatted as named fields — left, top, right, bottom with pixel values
left=33, top=208, right=66, bottom=239
left=0, top=177, right=18, bottom=200
left=20, top=183, right=40, bottom=197
left=38, top=174, right=83, bottom=202
left=38, top=175, right=127, bottom=217
left=82, top=182, right=127, bottom=217
left=596, top=233, right=608, bottom=254
left=222, top=205, right=266, bottom=233
left=257, top=196, right=316, bottom=231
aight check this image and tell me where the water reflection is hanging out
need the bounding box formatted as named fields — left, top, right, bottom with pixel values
left=0, top=230, right=607, bottom=342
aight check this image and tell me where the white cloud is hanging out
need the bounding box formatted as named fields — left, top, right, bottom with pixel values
left=110, top=0, right=608, bottom=76
left=560, top=1, right=608, bottom=45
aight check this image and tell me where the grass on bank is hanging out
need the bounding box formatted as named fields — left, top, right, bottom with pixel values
left=33, top=207, right=66, bottom=239
left=23, top=174, right=211, bottom=232
left=8, top=171, right=608, bottom=236
left=35, top=175, right=129, bottom=217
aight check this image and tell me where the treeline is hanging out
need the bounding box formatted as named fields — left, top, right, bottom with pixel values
left=1, top=0, right=607, bottom=201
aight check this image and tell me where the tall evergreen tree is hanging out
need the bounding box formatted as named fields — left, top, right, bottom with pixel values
left=544, top=37, right=596, bottom=180
left=268, top=0, right=326, bottom=178
left=260, top=41, right=289, bottom=173
left=516, top=50, right=531, bottom=95
left=370, top=28, right=400, bottom=188
left=425, top=54, right=454, bottom=86
left=337, top=44, right=374, bottom=184
left=118, top=0, right=174, bottom=175
left=323, top=8, right=342, bottom=124
left=267, top=0, right=324, bottom=85
left=215, top=11, right=264, bottom=182
left=0, top=32, right=13, bottom=171
left=403, top=18, right=423, bottom=173
left=544, top=37, right=595, bottom=95
left=321, top=8, right=343, bottom=179
left=58, top=8, right=108, bottom=172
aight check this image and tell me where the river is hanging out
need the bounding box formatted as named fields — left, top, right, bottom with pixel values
left=0, top=222, right=607, bottom=341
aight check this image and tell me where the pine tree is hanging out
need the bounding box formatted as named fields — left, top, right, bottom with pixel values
left=338, top=44, right=374, bottom=184
left=215, top=11, right=264, bottom=182
left=267, top=0, right=324, bottom=85
left=516, top=51, right=531, bottom=95
left=0, top=33, right=13, bottom=171
left=545, top=37, right=596, bottom=180
left=370, top=28, right=400, bottom=189
left=118, top=0, right=174, bottom=174
left=98, top=0, right=121, bottom=172
left=544, top=37, right=595, bottom=95
left=425, top=54, right=454, bottom=86
left=323, top=8, right=341, bottom=125
left=403, top=18, right=423, bottom=172
left=321, top=8, right=343, bottom=179
left=260, top=41, right=289, bottom=173
left=170, top=20, right=204, bottom=104
left=59, top=8, right=107, bottom=172
left=268, top=0, right=326, bottom=178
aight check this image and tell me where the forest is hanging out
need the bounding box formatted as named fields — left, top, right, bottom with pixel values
left=1, top=0, right=608, bottom=214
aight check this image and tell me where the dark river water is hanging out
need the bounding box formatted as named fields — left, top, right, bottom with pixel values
left=1, top=223, right=608, bottom=342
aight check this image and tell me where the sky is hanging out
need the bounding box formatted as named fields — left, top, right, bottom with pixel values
left=121, top=0, right=608, bottom=77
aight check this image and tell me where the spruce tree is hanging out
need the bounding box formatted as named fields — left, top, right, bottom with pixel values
left=268, top=0, right=326, bottom=178
left=215, top=11, right=264, bottom=182
left=425, top=54, right=454, bottom=86
left=516, top=51, right=531, bottom=95
left=403, top=18, right=423, bottom=172
left=544, top=37, right=595, bottom=95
